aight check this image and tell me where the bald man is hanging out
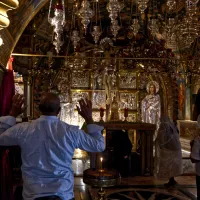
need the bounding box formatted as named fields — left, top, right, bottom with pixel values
left=0, top=93, right=105, bottom=200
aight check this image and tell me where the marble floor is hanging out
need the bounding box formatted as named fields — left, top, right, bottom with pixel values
left=74, top=175, right=197, bottom=200
left=73, top=146, right=197, bottom=200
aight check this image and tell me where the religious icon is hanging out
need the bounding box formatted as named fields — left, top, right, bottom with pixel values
left=141, top=81, right=161, bottom=139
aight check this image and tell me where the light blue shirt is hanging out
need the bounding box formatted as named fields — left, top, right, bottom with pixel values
left=0, top=115, right=105, bottom=200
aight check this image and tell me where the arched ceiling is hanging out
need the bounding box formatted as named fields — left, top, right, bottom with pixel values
left=0, top=0, right=47, bottom=67
left=0, top=0, right=199, bottom=69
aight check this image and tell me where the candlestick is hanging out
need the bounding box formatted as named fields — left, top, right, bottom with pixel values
left=100, top=107, right=104, bottom=122
left=100, top=157, right=103, bottom=170
left=124, top=107, right=128, bottom=121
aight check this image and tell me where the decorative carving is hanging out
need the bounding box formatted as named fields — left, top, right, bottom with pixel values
left=119, top=72, right=137, bottom=89
left=120, top=93, right=137, bottom=110
left=72, top=71, right=90, bottom=88
left=92, top=91, right=106, bottom=109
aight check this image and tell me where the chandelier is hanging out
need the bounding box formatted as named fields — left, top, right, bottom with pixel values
left=48, top=0, right=66, bottom=54
left=46, top=0, right=200, bottom=55
left=107, top=0, right=124, bottom=38
left=175, top=0, right=199, bottom=48
left=91, top=0, right=102, bottom=44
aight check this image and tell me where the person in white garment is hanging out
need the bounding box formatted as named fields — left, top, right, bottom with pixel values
left=155, top=116, right=183, bottom=188
left=0, top=93, right=105, bottom=200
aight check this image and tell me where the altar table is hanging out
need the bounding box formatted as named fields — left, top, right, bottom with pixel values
left=94, top=122, right=156, bottom=176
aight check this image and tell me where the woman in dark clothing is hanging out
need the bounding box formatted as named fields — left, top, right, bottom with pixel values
left=112, top=130, right=133, bottom=177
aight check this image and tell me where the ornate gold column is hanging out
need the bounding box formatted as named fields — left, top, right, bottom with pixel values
left=0, top=0, right=19, bottom=30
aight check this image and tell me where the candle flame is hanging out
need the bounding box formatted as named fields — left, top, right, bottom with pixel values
left=100, top=157, right=103, bottom=162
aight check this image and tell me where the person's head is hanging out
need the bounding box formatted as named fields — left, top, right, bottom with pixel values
left=39, top=92, right=61, bottom=116
left=160, top=115, right=171, bottom=124
left=149, top=84, right=156, bottom=95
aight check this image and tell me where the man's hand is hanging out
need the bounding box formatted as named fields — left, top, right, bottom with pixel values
left=9, top=94, right=25, bottom=118
left=77, top=98, right=93, bottom=124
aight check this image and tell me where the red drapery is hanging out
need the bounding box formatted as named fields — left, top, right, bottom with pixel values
left=0, top=56, right=15, bottom=116
left=0, top=57, right=15, bottom=200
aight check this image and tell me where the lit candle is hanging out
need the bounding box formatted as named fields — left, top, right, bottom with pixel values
left=100, top=157, right=103, bottom=170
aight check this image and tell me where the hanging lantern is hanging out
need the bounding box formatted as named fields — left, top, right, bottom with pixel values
left=78, top=0, right=94, bottom=34
left=110, top=20, right=120, bottom=39
left=92, top=26, right=102, bottom=44
left=71, top=30, right=80, bottom=50
left=48, top=0, right=66, bottom=53
left=130, top=19, right=140, bottom=36
left=106, top=0, right=124, bottom=23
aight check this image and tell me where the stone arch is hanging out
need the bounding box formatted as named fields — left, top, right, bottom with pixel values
left=0, top=0, right=48, bottom=67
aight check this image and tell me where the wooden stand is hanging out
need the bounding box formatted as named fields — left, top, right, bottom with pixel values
left=94, top=122, right=156, bottom=176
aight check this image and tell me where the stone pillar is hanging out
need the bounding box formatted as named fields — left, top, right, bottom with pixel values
left=185, top=76, right=191, bottom=120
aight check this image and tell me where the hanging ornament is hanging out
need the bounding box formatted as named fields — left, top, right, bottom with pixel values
left=130, top=19, right=140, bottom=36
left=48, top=0, right=66, bottom=53
left=92, top=26, right=102, bottom=44
left=78, top=0, right=94, bottom=34
left=71, top=30, right=80, bottom=50
left=106, top=0, right=124, bottom=23
left=110, top=20, right=120, bottom=39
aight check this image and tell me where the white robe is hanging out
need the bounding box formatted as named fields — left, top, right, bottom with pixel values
left=155, top=119, right=183, bottom=179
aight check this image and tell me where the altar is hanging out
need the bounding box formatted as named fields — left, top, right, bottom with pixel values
left=94, top=122, right=156, bottom=176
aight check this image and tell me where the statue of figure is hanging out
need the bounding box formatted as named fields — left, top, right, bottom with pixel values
left=141, top=81, right=161, bottom=138
left=110, top=96, right=120, bottom=121
left=100, top=37, right=117, bottom=105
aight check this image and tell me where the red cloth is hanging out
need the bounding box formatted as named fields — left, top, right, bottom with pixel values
left=0, top=149, right=14, bottom=200
left=0, top=57, right=15, bottom=116
left=0, top=57, right=15, bottom=200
